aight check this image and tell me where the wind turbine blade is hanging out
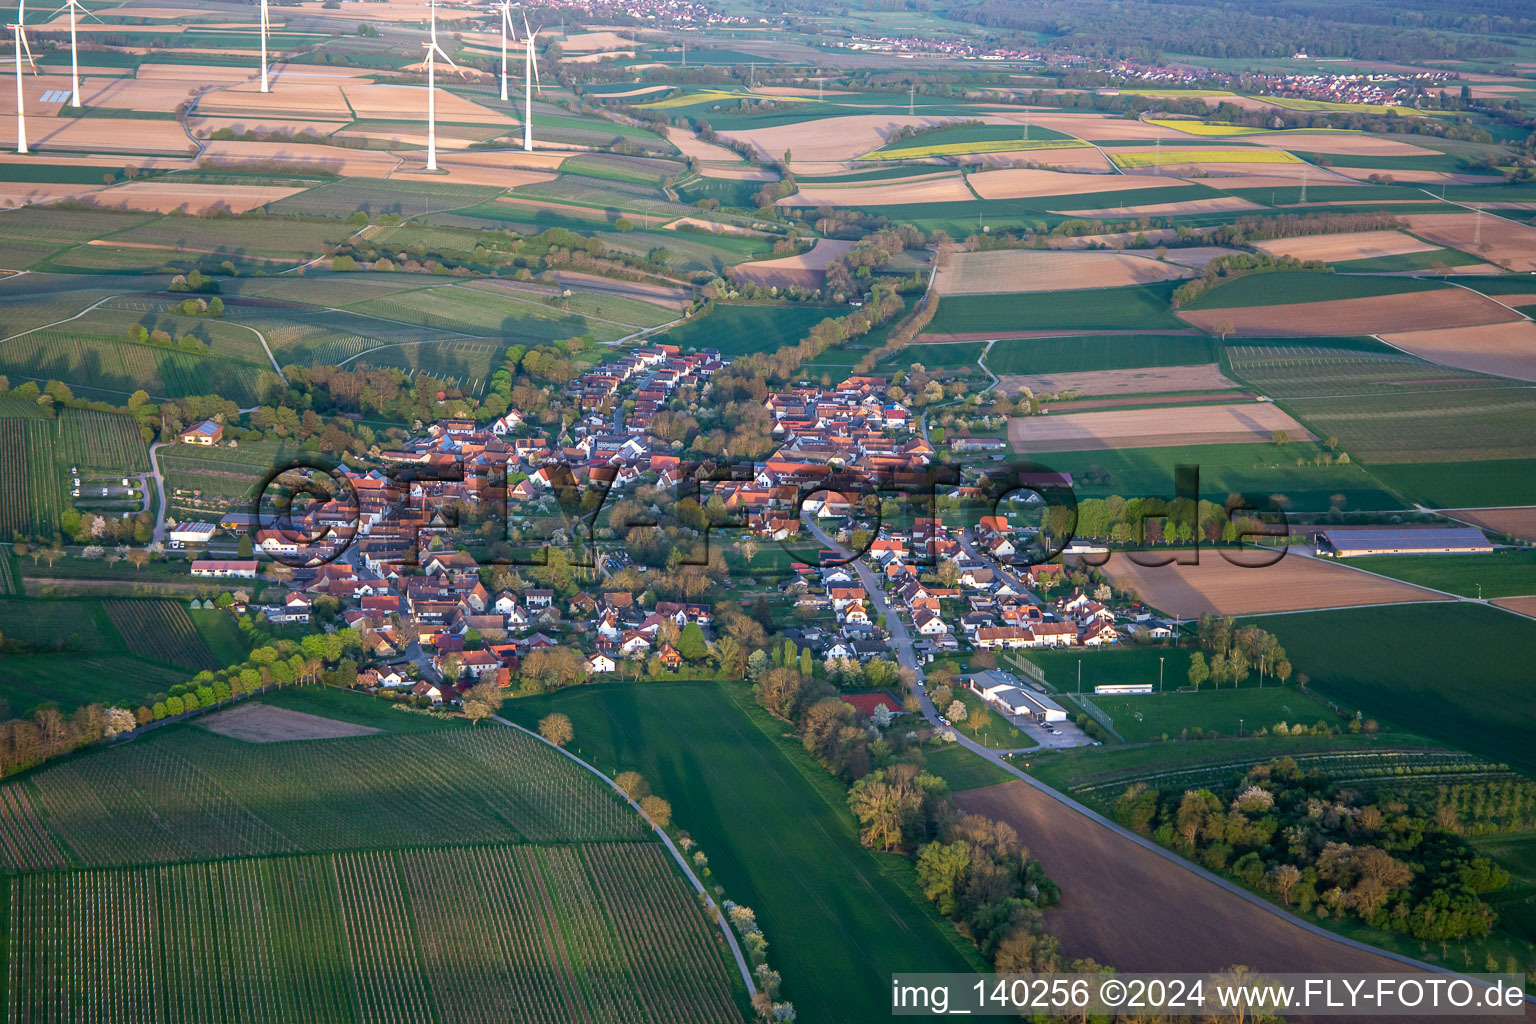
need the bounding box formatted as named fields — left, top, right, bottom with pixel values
left=521, top=11, right=531, bottom=38
left=18, top=28, right=36, bottom=71
left=531, top=47, right=541, bottom=94
left=432, top=42, right=466, bottom=78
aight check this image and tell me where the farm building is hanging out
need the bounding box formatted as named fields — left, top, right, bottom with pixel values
left=970, top=675, right=1069, bottom=722
left=179, top=420, right=224, bottom=445
left=1316, top=526, right=1493, bottom=558
left=168, top=522, right=217, bottom=545
left=980, top=684, right=1069, bottom=723
left=190, top=559, right=259, bottom=578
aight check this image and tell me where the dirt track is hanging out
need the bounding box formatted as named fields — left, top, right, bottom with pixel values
left=957, top=780, right=1416, bottom=974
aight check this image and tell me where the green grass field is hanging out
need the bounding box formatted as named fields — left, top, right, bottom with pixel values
left=1253, top=603, right=1536, bottom=773
left=920, top=744, right=1015, bottom=791
left=1087, top=686, right=1332, bottom=743
left=988, top=334, right=1219, bottom=375
left=1185, top=272, right=1443, bottom=309
left=503, top=682, right=985, bottom=1023
left=650, top=302, right=834, bottom=356
left=927, top=283, right=1186, bottom=337
left=1339, top=548, right=1536, bottom=599
left=1368, top=459, right=1536, bottom=508
left=1034, top=442, right=1401, bottom=512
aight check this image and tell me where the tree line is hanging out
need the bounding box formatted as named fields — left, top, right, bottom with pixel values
left=1113, top=755, right=1507, bottom=941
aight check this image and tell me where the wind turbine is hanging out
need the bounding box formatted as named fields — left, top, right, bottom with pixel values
left=52, top=0, right=101, bottom=108
left=259, top=0, right=270, bottom=93
left=496, top=0, right=517, bottom=103
left=9, top=11, right=37, bottom=156
left=417, top=1, right=464, bottom=171
left=521, top=11, right=542, bottom=152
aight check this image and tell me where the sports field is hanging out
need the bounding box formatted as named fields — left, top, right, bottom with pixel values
left=503, top=682, right=983, bottom=1023
left=1255, top=603, right=1536, bottom=773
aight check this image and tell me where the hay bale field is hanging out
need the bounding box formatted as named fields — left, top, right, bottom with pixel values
left=731, top=238, right=855, bottom=289
left=1179, top=290, right=1519, bottom=337
left=1095, top=551, right=1446, bottom=617
left=998, top=363, right=1238, bottom=397
left=1252, top=229, right=1436, bottom=262
left=1051, top=195, right=1263, bottom=218
left=936, top=250, right=1192, bottom=295
left=1378, top=321, right=1536, bottom=384
left=84, top=182, right=308, bottom=214
left=1008, top=401, right=1312, bottom=452
left=968, top=167, right=1190, bottom=200
left=1405, top=213, right=1536, bottom=272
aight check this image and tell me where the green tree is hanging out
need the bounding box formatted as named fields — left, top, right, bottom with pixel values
left=1187, top=651, right=1209, bottom=690
left=677, top=622, right=709, bottom=661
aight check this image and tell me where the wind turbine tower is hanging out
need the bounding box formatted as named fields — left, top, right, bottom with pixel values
left=9, top=9, right=36, bottom=155
left=259, top=0, right=270, bottom=92
left=56, top=0, right=98, bottom=108
left=522, top=12, right=542, bottom=152
left=419, top=1, right=464, bottom=171
left=497, top=0, right=517, bottom=103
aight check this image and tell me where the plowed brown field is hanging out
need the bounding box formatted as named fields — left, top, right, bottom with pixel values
left=1095, top=551, right=1446, bottom=617
left=1379, top=321, right=1536, bottom=383
left=1178, top=289, right=1518, bottom=337
left=1009, top=402, right=1311, bottom=452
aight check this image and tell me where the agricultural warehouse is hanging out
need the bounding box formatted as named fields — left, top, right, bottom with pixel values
left=1316, top=527, right=1495, bottom=558
left=974, top=680, right=1069, bottom=722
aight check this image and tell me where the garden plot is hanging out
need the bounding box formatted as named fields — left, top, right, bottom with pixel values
left=935, top=249, right=1192, bottom=295
left=1008, top=401, right=1312, bottom=452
